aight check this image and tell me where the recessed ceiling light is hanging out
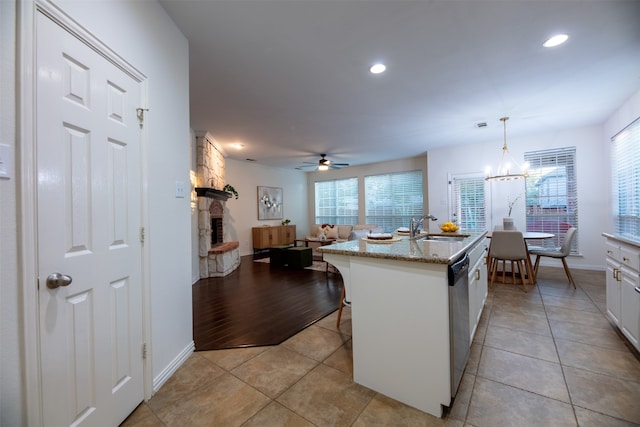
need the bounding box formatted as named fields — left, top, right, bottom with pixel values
left=231, top=143, right=244, bottom=150
left=543, top=34, right=569, bottom=48
left=369, top=63, right=386, bottom=74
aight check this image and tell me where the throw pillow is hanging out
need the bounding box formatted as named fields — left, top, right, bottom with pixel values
left=325, top=225, right=339, bottom=239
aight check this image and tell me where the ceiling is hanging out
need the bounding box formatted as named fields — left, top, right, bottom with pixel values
left=159, top=0, right=640, bottom=171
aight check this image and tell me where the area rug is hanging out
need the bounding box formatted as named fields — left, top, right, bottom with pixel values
left=254, top=257, right=336, bottom=273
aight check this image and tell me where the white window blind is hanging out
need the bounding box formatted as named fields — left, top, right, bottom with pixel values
left=450, top=174, right=486, bottom=231
left=524, top=147, right=578, bottom=252
left=612, top=117, right=640, bottom=242
left=314, top=178, right=358, bottom=225
left=364, top=170, right=423, bottom=232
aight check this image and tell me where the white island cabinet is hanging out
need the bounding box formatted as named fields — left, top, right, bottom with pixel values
left=468, top=238, right=489, bottom=341
left=604, top=234, right=640, bottom=350
left=320, top=231, right=487, bottom=417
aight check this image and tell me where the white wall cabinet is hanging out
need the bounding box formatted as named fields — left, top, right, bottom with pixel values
left=604, top=235, right=640, bottom=350
left=468, top=238, right=489, bottom=341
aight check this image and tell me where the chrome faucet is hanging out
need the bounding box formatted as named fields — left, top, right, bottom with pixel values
left=409, top=214, right=438, bottom=239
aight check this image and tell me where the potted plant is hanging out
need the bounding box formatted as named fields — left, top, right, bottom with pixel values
left=281, top=218, right=291, bottom=226
left=223, top=184, right=239, bottom=199
left=504, top=193, right=521, bottom=230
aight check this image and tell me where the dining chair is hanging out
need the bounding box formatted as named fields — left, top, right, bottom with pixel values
left=488, top=231, right=533, bottom=292
left=528, top=227, right=577, bottom=289
left=487, top=225, right=504, bottom=278
left=336, top=285, right=350, bottom=327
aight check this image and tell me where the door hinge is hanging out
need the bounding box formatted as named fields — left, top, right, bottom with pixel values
left=136, top=108, right=149, bottom=128
left=140, top=227, right=145, bottom=243
left=142, top=343, right=147, bottom=360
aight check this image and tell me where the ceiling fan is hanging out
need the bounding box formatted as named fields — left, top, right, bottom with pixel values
left=299, top=154, right=350, bottom=171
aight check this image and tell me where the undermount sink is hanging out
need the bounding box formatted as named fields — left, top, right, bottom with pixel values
left=419, top=235, right=466, bottom=242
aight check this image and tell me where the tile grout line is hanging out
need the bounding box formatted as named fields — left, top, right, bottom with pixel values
left=539, top=276, right=640, bottom=425
left=538, top=279, right=586, bottom=426
left=472, top=288, right=578, bottom=415
left=232, top=319, right=356, bottom=426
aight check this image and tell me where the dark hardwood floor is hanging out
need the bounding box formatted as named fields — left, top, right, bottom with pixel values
left=192, top=254, right=343, bottom=350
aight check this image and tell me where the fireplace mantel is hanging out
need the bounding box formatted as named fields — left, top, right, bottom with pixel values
left=195, top=187, right=232, bottom=200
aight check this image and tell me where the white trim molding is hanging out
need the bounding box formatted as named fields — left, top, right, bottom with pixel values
left=152, top=341, right=195, bottom=394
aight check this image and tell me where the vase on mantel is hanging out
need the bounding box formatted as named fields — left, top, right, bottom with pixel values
left=503, top=217, right=515, bottom=230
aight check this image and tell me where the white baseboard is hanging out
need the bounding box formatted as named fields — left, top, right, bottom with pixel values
left=192, top=274, right=200, bottom=285
left=152, top=341, right=195, bottom=394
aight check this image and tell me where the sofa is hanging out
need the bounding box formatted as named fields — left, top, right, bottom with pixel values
left=308, top=223, right=383, bottom=242
left=305, top=224, right=382, bottom=259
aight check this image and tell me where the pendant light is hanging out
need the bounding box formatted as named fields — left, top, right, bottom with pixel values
left=485, top=117, right=529, bottom=181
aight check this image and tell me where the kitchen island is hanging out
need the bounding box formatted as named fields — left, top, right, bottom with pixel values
left=319, top=230, right=487, bottom=417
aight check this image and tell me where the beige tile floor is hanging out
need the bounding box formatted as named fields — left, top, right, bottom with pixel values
left=122, top=266, right=640, bottom=426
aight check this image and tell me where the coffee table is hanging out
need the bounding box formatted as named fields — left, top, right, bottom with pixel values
left=294, top=238, right=336, bottom=273
left=294, top=238, right=336, bottom=249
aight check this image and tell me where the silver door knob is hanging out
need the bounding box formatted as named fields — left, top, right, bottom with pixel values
left=46, top=273, right=72, bottom=289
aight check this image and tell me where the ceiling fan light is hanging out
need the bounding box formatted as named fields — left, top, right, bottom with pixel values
left=543, top=34, right=569, bottom=48
left=318, top=164, right=329, bottom=171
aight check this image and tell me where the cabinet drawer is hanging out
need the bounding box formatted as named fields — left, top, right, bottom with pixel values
left=468, top=239, right=488, bottom=268
left=620, top=246, right=640, bottom=271
left=605, top=241, right=620, bottom=259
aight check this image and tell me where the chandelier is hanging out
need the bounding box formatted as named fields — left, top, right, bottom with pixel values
left=485, top=117, right=529, bottom=181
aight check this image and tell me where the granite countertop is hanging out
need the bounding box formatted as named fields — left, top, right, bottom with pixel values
left=318, top=229, right=488, bottom=265
left=602, top=232, right=640, bottom=249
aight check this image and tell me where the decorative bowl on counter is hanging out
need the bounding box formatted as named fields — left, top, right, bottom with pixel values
left=367, top=232, right=394, bottom=240
left=440, top=222, right=459, bottom=232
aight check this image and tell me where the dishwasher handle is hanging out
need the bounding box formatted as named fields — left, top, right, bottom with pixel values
left=448, top=253, right=469, bottom=286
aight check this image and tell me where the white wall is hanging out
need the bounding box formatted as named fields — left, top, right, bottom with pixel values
left=4, top=2, right=193, bottom=423
left=1, top=1, right=21, bottom=425
left=428, top=124, right=621, bottom=271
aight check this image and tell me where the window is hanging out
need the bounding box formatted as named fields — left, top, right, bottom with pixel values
left=365, top=170, right=423, bottom=232
left=314, top=178, right=358, bottom=225
left=612, top=117, right=640, bottom=242
left=450, top=174, right=486, bottom=231
left=524, top=147, right=578, bottom=252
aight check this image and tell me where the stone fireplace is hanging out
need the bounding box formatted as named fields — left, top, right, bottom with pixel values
left=196, top=131, right=240, bottom=278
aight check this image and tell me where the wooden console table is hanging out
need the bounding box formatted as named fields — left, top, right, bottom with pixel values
left=252, top=225, right=296, bottom=251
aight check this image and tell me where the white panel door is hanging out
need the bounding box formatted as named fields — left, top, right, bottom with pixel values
left=36, top=12, right=143, bottom=426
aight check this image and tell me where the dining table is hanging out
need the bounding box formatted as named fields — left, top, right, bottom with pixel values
left=486, top=231, right=555, bottom=284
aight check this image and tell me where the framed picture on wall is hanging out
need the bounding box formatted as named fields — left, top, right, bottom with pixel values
left=258, top=186, right=283, bottom=220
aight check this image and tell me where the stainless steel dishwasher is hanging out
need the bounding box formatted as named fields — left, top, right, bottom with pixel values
left=448, top=253, right=470, bottom=398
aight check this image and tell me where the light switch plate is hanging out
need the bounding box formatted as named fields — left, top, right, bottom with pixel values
left=0, top=144, right=12, bottom=180
left=175, top=181, right=185, bottom=198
